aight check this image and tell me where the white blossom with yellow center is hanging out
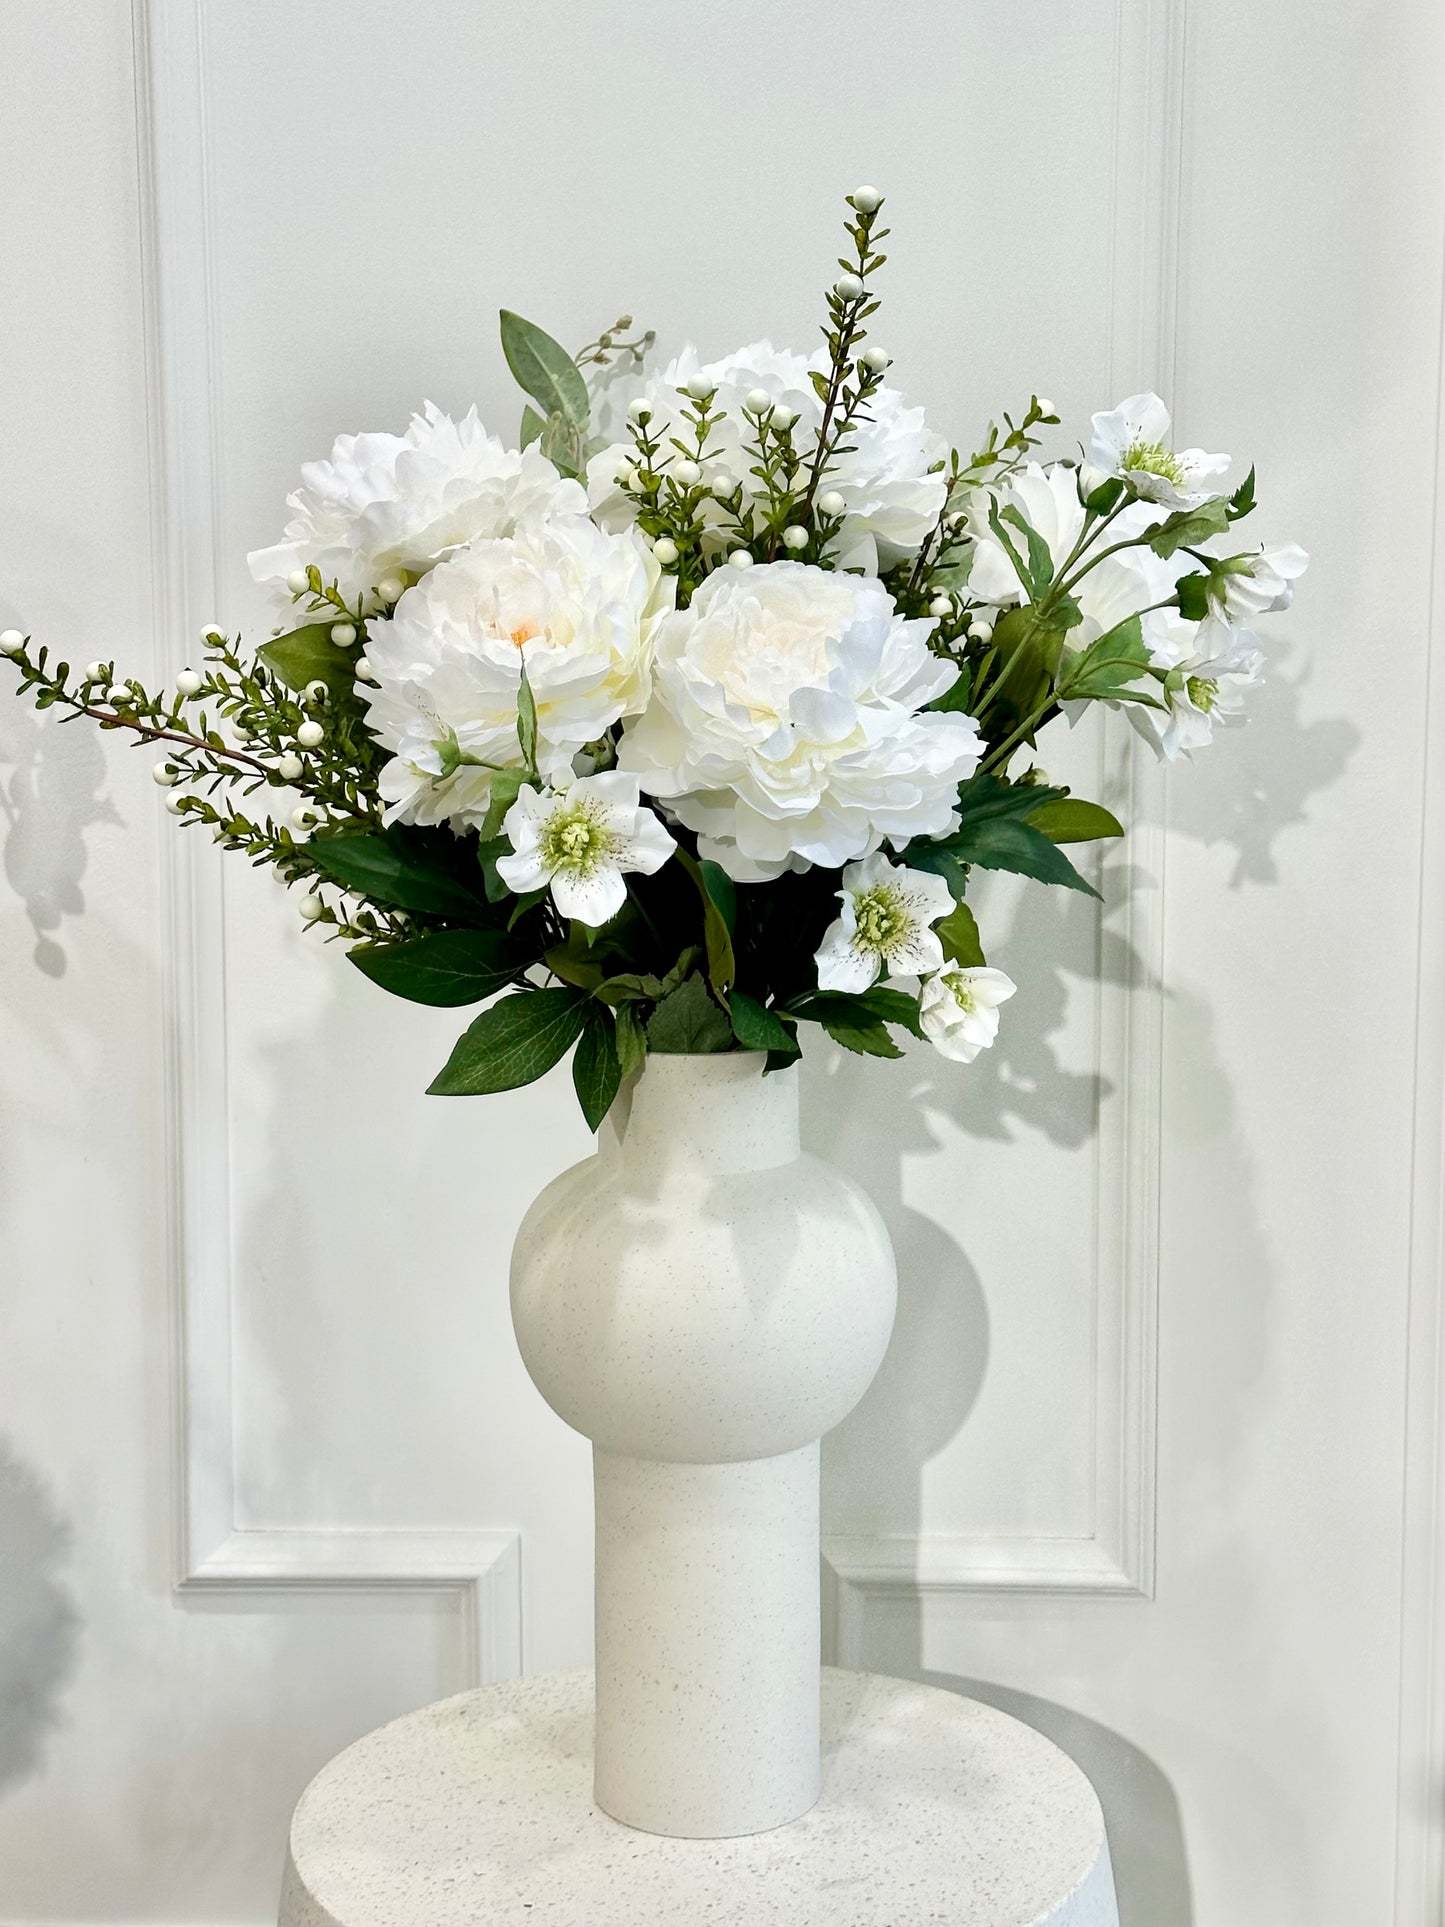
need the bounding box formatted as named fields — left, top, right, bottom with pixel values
left=919, top=965, right=1017, bottom=1063
left=814, top=852, right=956, bottom=993
left=1088, top=391, right=1230, bottom=510
left=497, top=772, right=676, bottom=926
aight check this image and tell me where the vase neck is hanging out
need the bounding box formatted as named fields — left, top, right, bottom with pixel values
left=616, top=1053, right=799, bottom=1175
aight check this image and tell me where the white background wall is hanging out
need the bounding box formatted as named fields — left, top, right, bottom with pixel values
left=1, top=3, right=1443, bottom=1923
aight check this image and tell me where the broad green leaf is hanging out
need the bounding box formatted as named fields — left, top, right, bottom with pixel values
left=1174, top=571, right=1212, bottom=622
left=1057, top=615, right=1152, bottom=702
left=1026, top=797, right=1125, bottom=845
left=1083, top=475, right=1125, bottom=515
left=573, top=1007, right=622, bottom=1130
left=936, top=900, right=985, bottom=967
left=1147, top=496, right=1231, bottom=559
left=676, top=850, right=736, bottom=995
left=516, top=660, right=538, bottom=776
left=928, top=662, right=974, bottom=713
left=982, top=606, right=1069, bottom=723
left=309, top=827, right=491, bottom=920
left=729, top=991, right=795, bottom=1054
left=499, top=310, right=589, bottom=430
left=595, top=970, right=665, bottom=1004
left=257, top=623, right=356, bottom=698
left=796, top=994, right=904, bottom=1060
left=905, top=841, right=970, bottom=898
left=479, top=768, right=528, bottom=842
left=645, top=975, right=733, bottom=1054
left=699, top=859, right=737, bottom=934
left=998, top=503, right=1055, bottom=601
left=427, top=987, right=587, bottom=1096
left=986, top=502, right=1039, bottom=601
left=349, top=929, right=527, bottom=1006
left=954, top=770, right=1068, bottom=827
left=949, top=816, right=1100, bottom=899
left=614, top=1001, right=648, bottom=1079
left=519, top=404, right=545, bottom=450
left=852, top=985, right=924, bottom=1037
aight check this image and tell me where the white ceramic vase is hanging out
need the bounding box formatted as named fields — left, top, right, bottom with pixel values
left=510, top=1050, right=896, bottom=1838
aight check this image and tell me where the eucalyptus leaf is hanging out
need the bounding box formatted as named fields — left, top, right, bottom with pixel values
left=427, top=987, right=587, bottom=1096
left=645, top=975, right=733, bottom=1054
left=499, top=310, right=589, bottom=429
left=519, top=404, right=545, bottom=450
left=349, top=929, right=528, bottom=1006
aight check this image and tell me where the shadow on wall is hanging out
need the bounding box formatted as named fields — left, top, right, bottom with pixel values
left=0, top=1437, right=80, bottom=1797
left=0, top=677, right=119, bottom=977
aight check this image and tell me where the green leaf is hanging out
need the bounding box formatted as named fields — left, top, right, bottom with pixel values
left=257, top=623, right=356, bottom=697
left=1147, top=496, right=1231, bottom=559
left=427, top=987, right=588, bottom=1096
left=936, top=900, right=985, bottom=967
left=1057, top=615, right=1152, bottom=702
left=519, top=404, right=545, bottom=450
left=1174, top=571, right=1212, bottom=622
left=675, top=850, right=736, bottom=995
left=986, top=502, right=1040, bottom=601
left=852, top=985, right=924, bottom=1037
left=479, top=768, right=527, bottom=842
left=1083, top=475, right=1125, bottom=515
left=573, top=1007, right=622, bottom=1130
left=348, top=929, right=528, bottom=1006
left=729, top=991, right=795, bottom=1054
left=699, top=860, right=737, bottom=934
left=595, top=970, right=665, bottom=1004
left=614, top=1001, right=648, bottom=1080
left=948, top=816, right=1100, bottom=898
left=516, top=659, right=538, bottom=777
left=794, top=993, right=904, bottom=1059
left=645, top=975, right=733, bottom=1054
left=998, top=503, right=1055, bottom=601
left=954, top=770, right=1068, bottom=827
left=1026, top=797, right=1125, bottom=844
left=499, top=310, right=589, bottom=430
left=309, top=827, right=491, bottom=920
left=1228, top=465, right=1256, bottom=521
left=929, top=662, right=974, bottom=713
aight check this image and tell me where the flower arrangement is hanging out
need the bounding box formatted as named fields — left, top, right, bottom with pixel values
left=2, top=188, right=1305, bottom=1127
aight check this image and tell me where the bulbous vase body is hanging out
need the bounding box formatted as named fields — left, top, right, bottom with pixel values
left=510, top=1051, right=896, bottom=1837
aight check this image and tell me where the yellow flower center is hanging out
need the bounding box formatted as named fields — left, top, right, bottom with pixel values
left=1121, top=439, right=1186, bottom=486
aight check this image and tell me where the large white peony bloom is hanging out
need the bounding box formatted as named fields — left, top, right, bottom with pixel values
left=1088, top=392, right=1230, bottom=510
left=362, top=517, right=671, bottom=829
left=587, top=340, right=947, bottom=572
left=248, top=403, right=586, bottom=608
left=617, top=560, right=982, bottom=881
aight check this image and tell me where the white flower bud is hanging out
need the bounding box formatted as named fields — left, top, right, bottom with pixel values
left=707, top=469, right=736, bottom=496
left=834, top=272, right=864, bottom=302
left=685, top=373, right=713, bottom=401
left=376, top=577, right=404, bottom=605
left=818, top=490, right=846, bottom=518
left=276, top=752, right=304, bottom=781
left=151, top=761, right=177, bottom=786
left=771, top=406, right=795, bottom=432
left=292, top=806, right=319, bottom=830
left=304, top=679, right=327, bottom=705
left=627, top=397, right=652, bottom=424
left=782, top=525, right=809, bottom=550
left=970, top=618, right=994, bottom=644
left=200, top=621, right=223, bottom=642
left=285, top=570, right=309, bottom=595
left=851, top=185, right=882, bottom=214
left=615, top=459, right=639, bottom=490
left=83, top=661, right=106, bottom=682
left=164, top=791, right=190, bottom=815
left=104, top=685, right=130, bottom=705
left=745, top=388, right=772, bottom=413
left=728, top=549, right=755, bottom=570
left=353, top=656, right=378, bottom=684
left=615, top=313, right=633, bottom=330
left=0, top=629, right=25, bottom=656
left=930, top=594, right=953, bottom=617
left=859, top=345, right=890, bottom=373
left=1035, top=396, right=1057, bottom=418
left=296, top=719, right=324, bottom=749
left=671, top=459, right=701, bottom=489
left=175, top=669, right=203, bottom=698
left=330, top=621, right=357, bottom=647
left=652, top=537, right=679, bottom=566
left=298, top=892, right=324, bottom=922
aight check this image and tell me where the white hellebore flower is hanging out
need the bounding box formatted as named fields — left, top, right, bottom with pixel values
left=1088, top=392, right=1230, bottom=510
left=618, top=561, right=982, bottom=881
left=363, top=517, right=672, bottom=830
left=920, top=965, right=1017, bottom=1064
left=587, top=340, right=947, bottom=572
left=1127, top=614, right=1264, bottom=763
left=814, top=854, right=955, bottom=993
left=1209, top=541, right=1310, bottom=622
left=497, top=772, right=675, bottom=925
left=248, top=403, right=586, bottom=608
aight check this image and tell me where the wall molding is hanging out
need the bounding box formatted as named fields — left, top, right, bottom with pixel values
left=132, top=0, right=521, bottom=1688
left=822, top=0, right=1184, bottom=1648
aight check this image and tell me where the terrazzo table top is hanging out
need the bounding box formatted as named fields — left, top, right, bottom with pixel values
left=279, top=1667, right=1118, bottom=1927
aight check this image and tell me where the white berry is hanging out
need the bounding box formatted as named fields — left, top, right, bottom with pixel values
left=276, top=752, right=304, bottom=781
left=930, top=594, right=953, bottom=617
left=707, top=469, right=736, bottom=496
left=83, top=661, right=106, bottom=682
left=671, top=459, right=701, bottom=489
left=685, top=373, right=713, bottom=400
left=175, top=669, right=203, bottom=697
left=298, top=892, right=324, bottom=922
left=652, top=537, right=679, bottom=566
left=330, top=622, right=356, bottom=647
left=627, top=397, right=651, bottom=423
left=151, top=762, right=177, bottom=786
left=860, top=345, right=890, bottom=373
left=304, top=679, right=327, bottom=705
left=970, top=618, right=995, bottom=643
left=851, top=185, right=882, bottom=214
left=285, top=570, right=309, bottom=595
left=0, top=629, right=25, bottom=656
left=354, top=656, right=378, bottom=683
left=104, top=685, right=130, bottom=705
left=771, top=406, right=795, bottom=432
left=782, top=525, right=809, bottom=550
left=296, top=719, right=324, bottom=749
left=376, top=577, right=403, bottom=605
left=818, top=490, right=846, bottom=518
left=728, top=549, right=754, bottom=570
left=1036, top=396, right=1057, bottom=418
left=834, top=272, right=864, bottom=302
left=164, top=791, right=190, bottom=815
left=292, top=805, right=318, bottom=830
left=200, top=621, right=223, bottom=642
left=745, top=388, right=771, bottom=413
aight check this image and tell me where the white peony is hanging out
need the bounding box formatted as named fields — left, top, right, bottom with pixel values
left=919, top=965, right=1017, bottom=1063
left=587, top=340, right=947, bottom=572
left=248, top=403, right=586, bottom=608
left=1088, top=392, right=1230, bottom=510
left=814, top=854, right=954, bottom=992
left=362, top=517, right=671, bottom=829
left=617, top=560, right=982, bottom=881
left=497, top=772, right=675, bottom=925
left=1126, top=613, right=1264, bottom=763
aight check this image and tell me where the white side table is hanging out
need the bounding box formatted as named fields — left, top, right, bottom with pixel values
left=279, top=1668, right=1119, bottom=1927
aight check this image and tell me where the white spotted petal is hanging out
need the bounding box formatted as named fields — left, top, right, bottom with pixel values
left=814, top=852, right=955, bottom=992
left=497, top=771, right=675, bottom=926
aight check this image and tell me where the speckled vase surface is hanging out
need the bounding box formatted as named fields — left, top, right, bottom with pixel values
left=510, top=1051, right=897, bottom=1838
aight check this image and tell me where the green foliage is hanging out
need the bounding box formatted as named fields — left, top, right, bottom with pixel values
left=936, top=900, right=985, bottom=967
left=499, top=311, right=589, bottom=431
left=729, top=991, right=795, bottom=1054
left=614, top=1001, right=647, bottom=1080
left=428, top=987, right=588, bottom=1096
left=1056, top=616, right=1156, bottom=704
left=348, top=929, right=530, bottom=1005
left=1026, top=798, right=1125, bottom=844
left=676, top=849, right=736, bottom=994
left=1147, top=496, right=1231, bottom=559
left=646, top=975, right=733, bottom=1053
left=309, top=825, right=494, bottom=920
left=256, top=624, right=356, bottom=698
left=573, top=1006, right=622, bottom=1129
left=948, top=817, right=1099, bottom=897
left=516, top=660, right=539, bottom=777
